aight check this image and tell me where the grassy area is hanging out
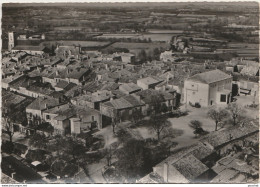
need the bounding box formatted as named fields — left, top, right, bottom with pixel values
left=104, top=42, right=170, bottom=56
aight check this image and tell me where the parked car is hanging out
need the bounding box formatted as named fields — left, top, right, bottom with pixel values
left=189, top=102, right=201, bottom=108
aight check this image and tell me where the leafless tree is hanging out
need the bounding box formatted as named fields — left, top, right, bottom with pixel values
left=207, top=108, right=228, bottom=131
left=2, top=116, right=14, bottom=143
left=227, top=103, right=244, bottom=126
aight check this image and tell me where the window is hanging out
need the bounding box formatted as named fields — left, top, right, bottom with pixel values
left=46, top=115, right=50, bottom=120
left=92, top=116, right=95, bottom=121
left=192, top=91, right=195, bottom=95
left=191, top=84, right=194, bottom=87
left=220, top=94, right=226, bottom=102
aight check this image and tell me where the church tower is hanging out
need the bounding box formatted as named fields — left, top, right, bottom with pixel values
left=8, top=32, right=16, bottom=51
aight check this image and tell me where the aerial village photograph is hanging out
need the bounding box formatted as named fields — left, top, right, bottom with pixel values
left=1, top=1, right=259, bottom=185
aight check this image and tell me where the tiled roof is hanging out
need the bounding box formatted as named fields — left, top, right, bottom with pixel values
left=187, top=69, right=232, bottom=84
left=135, top=89, right=175, bottom=104
left=137, top=172, right=164, bottom=183
left=119, top=83, right=141, bottom=93
left=12, top=45, right=45, bottom=51
left=201, top=122, right=259, bottom=148
left=101, top=82, right=119, bottom=91
left=2, top=90, right=26, bottom=106
left=81, top=81, right=103, bottom=93
left=103, top=95, right=144, bottom=110
left=137, top=76, right=163, bottom=85
left=26, top=96, right=60, bottom=111
left=172, top=154, right=209, bottom=181
left=56, top=67, right=90, bottom=80
left=55, top=80, right=69, bottom=89
left=46, top=104, right=99, bottom=121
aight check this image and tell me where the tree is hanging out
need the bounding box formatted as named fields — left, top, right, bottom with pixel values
left=138, top=49, right=147, bottom=63
left=149, top=94, right=165, bottom=116
left=227, top=103, right=244, bottom=126
left=131, top=108, right=143, bottom=123
left=115, top=139, right=147, bottom=182
left=47, top=135, right=93, bottom=180
left=112, top=113, right=121, bottom=134
left=207, top=108, right=228, bottom=131
left=2, top=113, right=14, bottom=143
left=153, top=47, right=161, bottom=60
left=29, top=133, right=49, bottom=149
left=161, top=103, right=168, bottom=114
left=151, top=114, right=171, bottom=141
left=103, top=143, right=119, bottom=167
left=189, top=120, right=204, bottom=137
left=104, top=146, right=113, bottom=166
left=30, top=115, right=42, bottom=133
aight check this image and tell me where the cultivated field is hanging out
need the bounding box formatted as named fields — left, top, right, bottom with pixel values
left=105, top=42, right=171, bottom=55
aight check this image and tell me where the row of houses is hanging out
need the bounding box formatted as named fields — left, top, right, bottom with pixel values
left=25, top=97, right=102, bottom=135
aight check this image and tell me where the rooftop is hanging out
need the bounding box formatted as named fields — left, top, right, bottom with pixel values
left=135, top=89, right=175, bottom=104
left=103, top=95, right=144, bottom=110
left=26, top=96, right=60, bottom=111
left=119, top=83, right=142, bottom=93
left=172, top=154, right=209, bottom=181
left=137, top=76, right=163, bottom=85
left=201, top=122, right=258, bottom=149
left=12, top=45, right=45, bottom=51
left=187, top=69, right=232, bottom=84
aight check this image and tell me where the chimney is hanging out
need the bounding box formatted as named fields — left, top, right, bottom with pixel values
left=163, top=162, right=168, bottom=183
left=55, top=71, right=59, bottom=76
left=105, top=64, right=108, bottom=70
left=67, top=69, right=70, bottom=74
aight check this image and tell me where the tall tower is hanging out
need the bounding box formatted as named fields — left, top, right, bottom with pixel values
left=8, top=32, right=15, bottom=51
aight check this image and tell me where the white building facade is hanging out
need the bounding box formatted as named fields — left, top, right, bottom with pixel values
left=184, top=69, right=233, bottom=107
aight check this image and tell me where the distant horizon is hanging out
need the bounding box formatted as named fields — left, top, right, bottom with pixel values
left=3, top=1, right=259, bottom=8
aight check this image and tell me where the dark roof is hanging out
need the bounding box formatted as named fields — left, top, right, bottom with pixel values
left=103, top=95, right=144, bottom=110
left=55, top=67, right=90, bottom=80
left=26, top=96, right=60, bottom=111
left=12, top=45, right=45, bottom=51
left=135, top=89, right=175, bottom=104
left=55, top=80, right=69, bottom=89
left=101, top=82, right=119, bottom=91
left=119, top=83, right=141, bottom=93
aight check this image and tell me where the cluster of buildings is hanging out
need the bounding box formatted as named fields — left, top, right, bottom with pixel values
left=3, top=32, right=182, bottom=136
left=2, top=29, right=259, bottom=184
left=3, top=30, right=259, bottom=136
left=138, top=121, right=259, bottom=183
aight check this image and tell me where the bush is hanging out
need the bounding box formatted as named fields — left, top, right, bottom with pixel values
left=195, top=102, right=201, bottom=108
left=1, top=141, right=14, bottom=154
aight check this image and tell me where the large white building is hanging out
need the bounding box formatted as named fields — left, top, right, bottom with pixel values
left=183, top=69, right=232, bottom=107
